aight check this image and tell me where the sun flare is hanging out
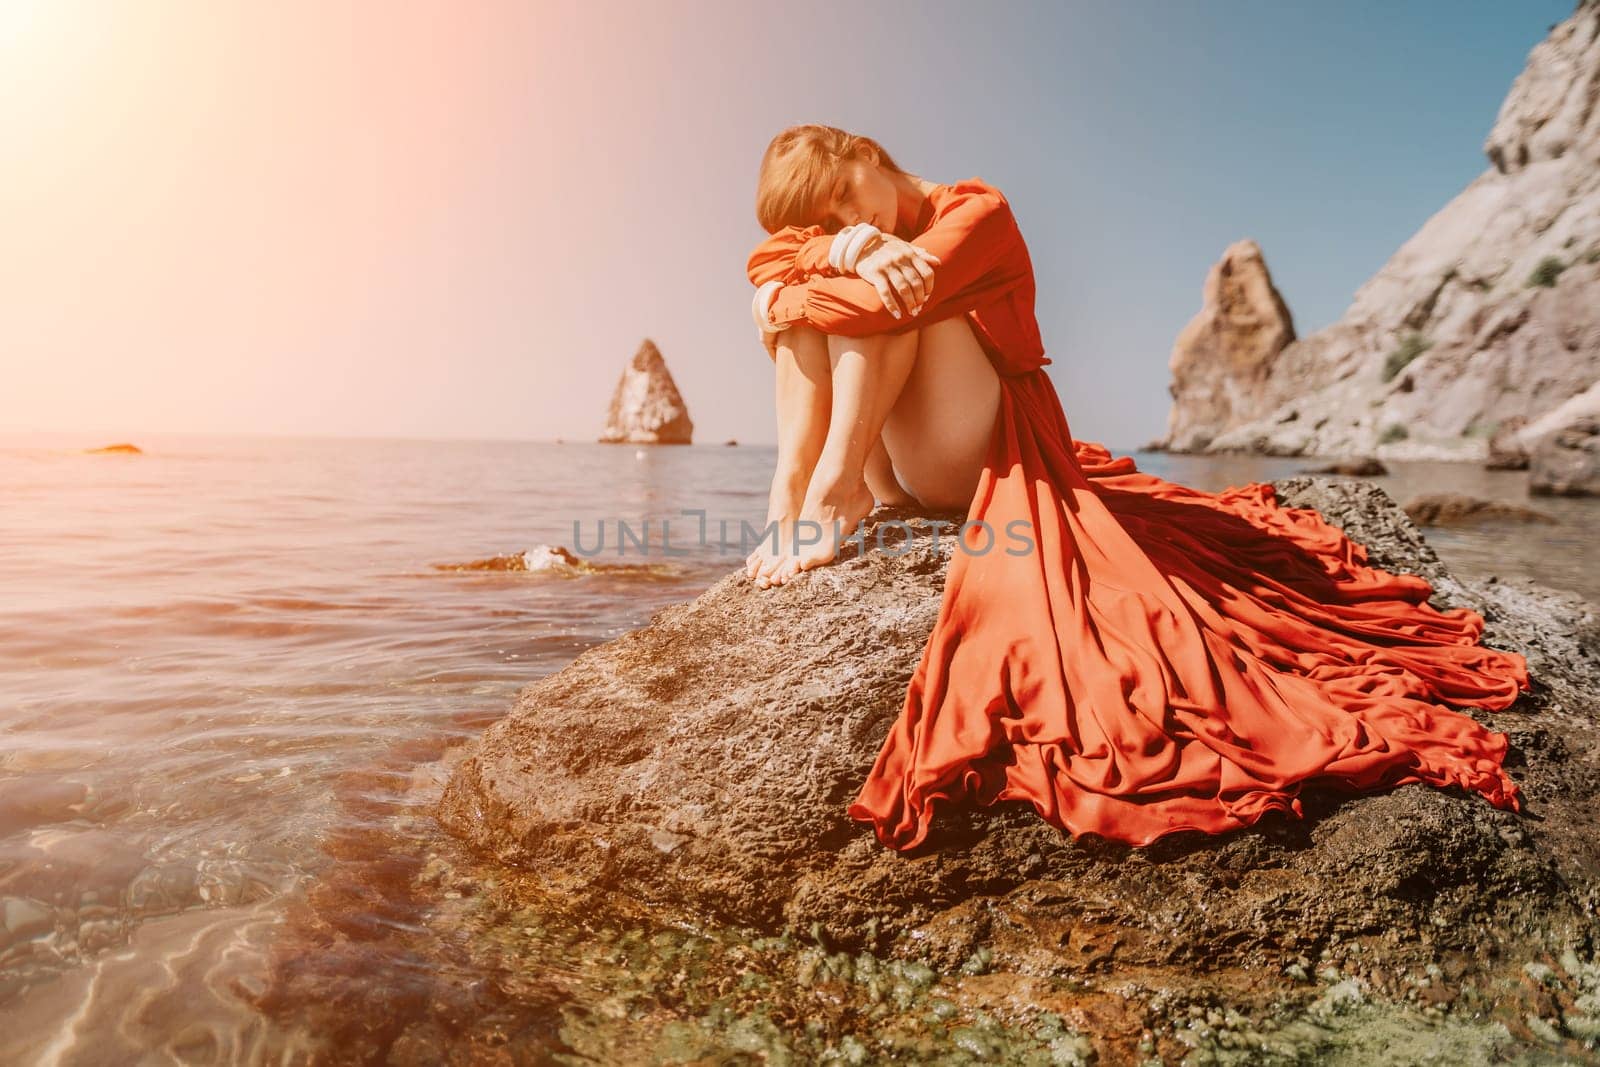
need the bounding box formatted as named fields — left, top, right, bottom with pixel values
left=0, top=0, right=49, bottom=48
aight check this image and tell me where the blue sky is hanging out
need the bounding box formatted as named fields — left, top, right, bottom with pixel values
left=1, top=0, right=1577, bottom=448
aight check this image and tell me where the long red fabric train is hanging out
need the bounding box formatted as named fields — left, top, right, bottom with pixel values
left=746, top=176, right=1531, bottom=851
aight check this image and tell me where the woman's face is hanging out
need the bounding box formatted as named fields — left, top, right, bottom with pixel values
left=815, top=154, right=899, bottom=235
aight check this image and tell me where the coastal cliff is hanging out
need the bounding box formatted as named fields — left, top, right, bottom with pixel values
left=437, top=479, right=1600, bottom=1060
left=1159, top=1, right=1600, bottom=462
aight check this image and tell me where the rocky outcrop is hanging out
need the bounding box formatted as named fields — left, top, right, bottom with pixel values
left=1488, top=415, right=1534, bottom=469
left=598, top=339, right=694, bottom=444
left=1159, top=2, right=1600, bottom=462
left=438, top=479, right=1600, bottom=1051
left=1162, top=240, right=1297, bottom=452
left=1530, top=415, right=1600, bottom=495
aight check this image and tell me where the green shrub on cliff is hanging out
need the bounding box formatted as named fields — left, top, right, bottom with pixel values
left=1379, top=423, right=1410, bottom=444
left=1527, top=256, right=1568, bottom=288
left=1382, top=333, right=1433, bottom=382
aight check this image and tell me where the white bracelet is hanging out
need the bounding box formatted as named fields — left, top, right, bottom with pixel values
left=828, top=222, right=882, bottom=273
left=842, top=223, right=881, bottom=272
left=828, top=225, right=858, bottom=271
left=752, top=279, right=791, bottom=332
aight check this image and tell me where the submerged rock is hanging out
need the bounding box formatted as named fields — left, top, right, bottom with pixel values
left=432, top=545, right=585, bottom=572
left=1302, top=457, right=1389, bottom=477
left=438, top=478, right=1600, bottom=1015
left=1402, top=492, right=1558, bottom=526
left=598, top=339, right=694, bottom=445
left=430, top=544, right=680, bottom=578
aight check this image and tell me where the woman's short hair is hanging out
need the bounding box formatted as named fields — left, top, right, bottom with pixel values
left=754, top=124, right=911, bottom=235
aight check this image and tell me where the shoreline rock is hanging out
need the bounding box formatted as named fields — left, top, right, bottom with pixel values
left=437, top=478, right=1600, bottom=1033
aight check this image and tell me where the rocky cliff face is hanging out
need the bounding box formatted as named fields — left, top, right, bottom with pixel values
left=1161, top=1, right=1600, bottom=461
left=598, top=339, right=694, bottom=444
left=437, top=481, right=1600, bottom=1059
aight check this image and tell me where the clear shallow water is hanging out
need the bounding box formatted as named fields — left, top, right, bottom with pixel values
left=0, top=431, right=1593, bottom=1062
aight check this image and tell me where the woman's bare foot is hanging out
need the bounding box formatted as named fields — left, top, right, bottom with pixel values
left=747, top=468, right=809, bottom=587
left=763, top=471, right=875, bottom=587
left=746, top=518, right=796, bottom=587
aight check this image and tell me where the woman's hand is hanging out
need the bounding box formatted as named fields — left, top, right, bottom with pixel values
left=853, top=234, right=942, bottom=319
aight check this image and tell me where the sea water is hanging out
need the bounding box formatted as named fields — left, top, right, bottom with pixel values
left=0, top=432, right=1593, bottom=1062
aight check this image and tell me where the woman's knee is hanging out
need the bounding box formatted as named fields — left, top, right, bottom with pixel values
left=825, top=325, right=921, bottom=359
left=916, top=314, right=983, bottom=352
left=775, top=324, right=831, bottom=377
left=778, top=323, right=829, bottom=353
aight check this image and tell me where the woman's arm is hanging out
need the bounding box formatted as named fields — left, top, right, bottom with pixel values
left=747, top=226, right=846, bottom=287
left=747, top=181, right=1029, bottom=338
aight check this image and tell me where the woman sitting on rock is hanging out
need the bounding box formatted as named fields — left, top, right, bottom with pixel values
left=743, top=122, right=1533, bottom=852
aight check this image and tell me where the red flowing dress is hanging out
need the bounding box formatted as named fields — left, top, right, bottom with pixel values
left=746, top=177, right=1530, bottom=851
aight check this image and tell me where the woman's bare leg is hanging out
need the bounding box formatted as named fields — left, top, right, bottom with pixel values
left=753, top=314, right=999, bottom=587
left=748, top=327, right=917, bottom=586
left=765, top=329, right=920, bottom=585
left=746, top=325, right=831, bottom=584
left=865, top=434, right=917, bottom=507
left=881, top=315, right=1001, bottom=510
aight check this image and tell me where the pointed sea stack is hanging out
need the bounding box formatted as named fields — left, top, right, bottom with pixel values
left=1159, top=239, right=1296, bottom=453
left=599, top=339, right=694, bottom=445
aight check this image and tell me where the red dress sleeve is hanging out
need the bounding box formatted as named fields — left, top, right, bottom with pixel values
left=746, top=226, right=844, bottom=287
left=746, top=179, right=1029, bottom=338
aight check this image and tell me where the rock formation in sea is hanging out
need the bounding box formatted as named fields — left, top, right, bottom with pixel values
left=1162, top=240, right=1296, bottom=453
left=598, top=339, right=694, bottom=445
left=437, top=478, right=1600, bottom=1058
left=1158, top=1, right=1600, bottom=462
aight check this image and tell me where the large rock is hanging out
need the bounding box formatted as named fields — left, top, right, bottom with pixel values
left=1530, top=415, right=1600, bottom=495
left=598, top=339, right=694, bottom=444
left=1161, top=2, right=1600, bottom=461
left=438, top=479, right=1600, bottom=1015
left=1162, top=240, right=1296, bottom=452
left=1487, top=414, right=1533, bottom=469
